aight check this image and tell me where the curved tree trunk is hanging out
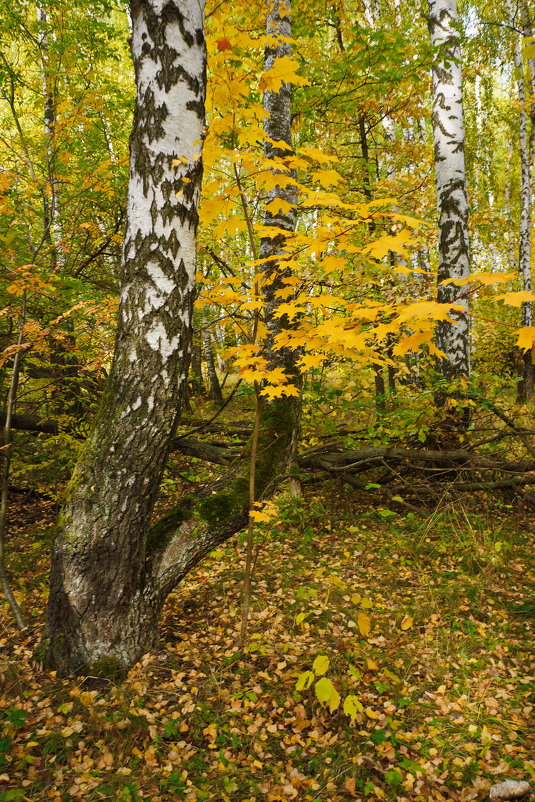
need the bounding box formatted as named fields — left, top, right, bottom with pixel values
left=42, top=0, right=302, bottom=678
left=428, top=0, right=470, bottom=382
left=43, top=0, right=207, bottom=676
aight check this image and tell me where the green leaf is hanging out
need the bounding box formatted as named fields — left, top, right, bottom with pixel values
left=379, top=508, right=396, bottom=518
left=295, top=670, right=314, bottom=691
left=312, top=655, right=330, bottom=676
left=398, top=758, right=424, bottom=773
left=315, top=677, right=340, bottom=711
left=384, top=769, right=403, bottom=788
left=343, top=694, right=364, bottom=720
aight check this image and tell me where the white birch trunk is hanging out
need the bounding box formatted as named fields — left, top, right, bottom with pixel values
left=37, top=6, right=66, bottom=270
left=507, top=0, right=534, bottom=400
left=44, top=0, right=207, bottom=675
left=428, top=0, right=470, bottom=380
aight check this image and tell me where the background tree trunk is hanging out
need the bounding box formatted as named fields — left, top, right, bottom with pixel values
left=428, top=0, right=471, bottom=383
left=510, top=0, right=534, bottom=402
left=259, top=0, right=301, bottom=472
left=203, top=329, right=223, bottom=403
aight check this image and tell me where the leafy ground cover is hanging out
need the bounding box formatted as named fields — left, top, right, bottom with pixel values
left=0, top=487, right=533, bottom=801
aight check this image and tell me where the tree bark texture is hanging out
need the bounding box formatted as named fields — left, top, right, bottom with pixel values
left=260, top=0, right=301, bottom=461
left=428, top=0, right=470, bottom=380
left=42, top=0, right=303, bottom=678
left=44, top=0, right=207, bottom=675
left=37, top=5, right=66, bottom=271
left=202, top=329, right=223, bottom=403
left=511, top=0, right=534, bottom=401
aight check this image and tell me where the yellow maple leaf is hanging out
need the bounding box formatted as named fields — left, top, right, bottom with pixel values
left=516, top=326, right=535, bottom=351
left=320, top=255, right=346, bottom=273
left=250, top=509, right=273, bottom=522
left=298, top=145, right=338, bottom=163
left=362, top=229, right=412, bottom=260
left=497, top=291, right=535, bottom=306
left=261, top=383, right=300, bottom=399
left=298, top=352, right=324, bottom=370
left=393, top=331, right=433, bottom=356
left=311, top=168, right=344, bottom=188
left=397, top=301, right=463, bottom=323
left=259, top=56, right=310, bottom=92
left=442, top=271, right=514, bottom=286
left=265, top=197, right=296, bottom=215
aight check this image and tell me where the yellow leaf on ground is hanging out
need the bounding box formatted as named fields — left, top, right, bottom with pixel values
left=312, top=655, right=330, bottom=676
left=400, top=615, right=413, bottom=631
left=357, top=612, right=371, bottom=636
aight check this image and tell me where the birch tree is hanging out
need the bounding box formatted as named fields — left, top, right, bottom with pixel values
left=508, top=0, right=534, bottom=401
left=428, top=0, right=470, bottom=383
left=43, top=0, right=207, bottom=675
left=42, top=0, right=302, bottom=677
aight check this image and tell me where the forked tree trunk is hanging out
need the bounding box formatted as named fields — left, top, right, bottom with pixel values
left=42, top=0, right=302, bottom=677
left=428, top=0, right=470, bottom=382
left=43, top=0, right=207, bottom=675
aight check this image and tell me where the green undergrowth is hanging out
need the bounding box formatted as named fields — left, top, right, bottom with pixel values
left=0, top=489, right=533, bottom=801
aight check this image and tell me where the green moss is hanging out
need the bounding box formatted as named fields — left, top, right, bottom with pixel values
left=146, top=496, right=194, bottom=553
left=199, top=477, right=249, bottom=526
left=33, top=636, right=52, bottom=668
left=89, top=656, right=127, bottom=682
left=255, top=397, right=297, bottom=493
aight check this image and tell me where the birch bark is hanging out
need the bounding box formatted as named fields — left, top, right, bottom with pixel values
left=37, top=6, right=66, bottom=270
left=44, top=0, right=207, bottom=675
left=43, top=0, right=303, bottom=677
left=428, top=0, right=470, bottom=382
left=511, top=0, right=534, bottom=401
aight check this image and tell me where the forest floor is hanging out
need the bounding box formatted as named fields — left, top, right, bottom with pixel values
left=0, top=485, right=534, bottom=802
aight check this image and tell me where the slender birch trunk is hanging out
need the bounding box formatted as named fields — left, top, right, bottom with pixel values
left=203, top=329, right=223, bottom=403
left=428, top=0, right=470, bottom=382
left=511, top=0, right=534, bottom=401
left=37, top=6, right=66, bottom=270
